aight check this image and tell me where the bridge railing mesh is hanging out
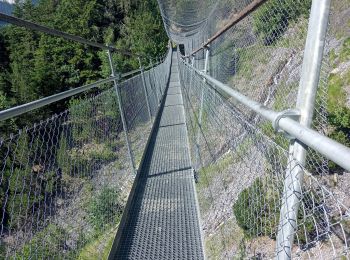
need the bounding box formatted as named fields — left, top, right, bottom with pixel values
left=174, top=0, right=350, bottom=256
left=179, top=53, right=350, bottom=258
left=0, top=48, right=172, bottom=259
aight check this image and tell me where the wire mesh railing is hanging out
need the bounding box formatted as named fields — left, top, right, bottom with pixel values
left=171, top=0, right=350, bottom=258
left=179, top=53, right=350, bottom=259
left=0, top=48, right=172, bottom=259
left=1, top=0, right=349, bottom=258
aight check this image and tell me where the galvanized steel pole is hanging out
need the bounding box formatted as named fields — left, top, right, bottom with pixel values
left=0, top=77, right=117, bottom=121
left=107, top=50, right=136, bottom=175
left=276, top=1, right=331, bottom=259
left=196, top=47, right=210, bottom=168
left=157, top=58, right=163, bottom=97
left=189, top=56, right=195, bottom=92
left=150, top=59, right=160, bottom=103
left=154, top=59, right=161, bottom=104
left=182, top=60, right=350, bottom=173
left=138, top=57, right=152, bottom=120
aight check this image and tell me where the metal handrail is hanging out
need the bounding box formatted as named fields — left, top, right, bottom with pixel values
left=0, top=62, right=161, bottom=122
left=0, top=13, right=135, bottom=56
left=0, top=35, right=168, bottom=122
left=0, top=77, right=116, bottom=121
left=186, top=0, right=268, bottom=57
left=0, top=13, right=172, bottom=60
left=181, top=59, right=350, bottom=172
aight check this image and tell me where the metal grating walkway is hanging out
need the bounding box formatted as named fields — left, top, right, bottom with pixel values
left=109, top=52, right=205, bottom=260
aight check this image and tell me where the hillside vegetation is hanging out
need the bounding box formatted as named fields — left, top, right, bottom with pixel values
left=196, top=0, right=350, bottom=258
left=0, top=0, right=167, bottom=136
left=0, top=0, right=167, bottom=258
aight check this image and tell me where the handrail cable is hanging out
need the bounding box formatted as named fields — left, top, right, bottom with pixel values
left=0, top=12, right=143, bottom=58
left=181, top=59, right=350, bottom=172
left=0, top=62, right=160, bottom=122
left=186, top=0, right=268, bottom=57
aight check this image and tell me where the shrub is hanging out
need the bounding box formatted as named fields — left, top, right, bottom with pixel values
left=233, top=178, right=324, bottom=246
left=69, top=98, right=94, bottom=143
left=57, top=134, right=116, bottom=178
left=233, top=178, right=279, bottom=239
left=2, top=134, right=61, bottom=231
left=253, top=0, right=311, bottom=45
left=88, top=187, right=122, bottom=231
left=327, top=68, right=350, bottom=172
left=6, top=167, right=61, bottom=231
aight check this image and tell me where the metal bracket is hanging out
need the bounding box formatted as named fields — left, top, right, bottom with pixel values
left=272, top=109, right=300, bottom=139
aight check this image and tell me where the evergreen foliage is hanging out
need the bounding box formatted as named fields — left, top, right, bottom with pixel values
left=0, top=1, right=167, bottom=256
left=0, top=0, right=167, bottom=136
left=253, top=0, right=311, bottom=45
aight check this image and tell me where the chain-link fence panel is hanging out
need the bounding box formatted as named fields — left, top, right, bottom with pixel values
left=166, top=0, right=350, bottom=257
left=0, top=86, right=134, bottom=258
left=179, top=50, right=350, bottom=258
left=119, top=49, right=172, bottom=169
left=0, top=48, right=172, bottom=258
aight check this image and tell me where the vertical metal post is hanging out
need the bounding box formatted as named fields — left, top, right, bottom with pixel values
left=195, top=47, right=210, bottom=168
left=150, top=58, right=160, bottom=103
left=153, top=58, right=160, bottom=104
left=189, top=56, right=195, bottom=92
left=107, top=50, right=136, bottom=175
left=157, top=58, right=163, bottom=96
left=276, top=1, right=331, bottom=259
left=138, top=57, right=152, bottom=120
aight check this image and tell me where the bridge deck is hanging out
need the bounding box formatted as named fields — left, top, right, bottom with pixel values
left=110, top=52, right=204, bottom=259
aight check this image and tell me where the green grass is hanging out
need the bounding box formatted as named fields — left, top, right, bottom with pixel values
left=233, top=138, right=253, bottom=161
left=57, top=137, right=117, bottom=178
left=272, top=81, right=299, bottom=111
left=234, top=45, right=272, bottom=81
left=253, top=0, right=311, bottom=45
left=87, top=186, right=122, bottom=232
left=197, top=152, right=234, bottom=190
left=275, top=17, right=309, bottom=49
left=77, top=228, right=116, bottom=260
left=327, top=38, right=350, bottom=167
left=260, top=122, right=289, bottom=149
left=205, top=218, right=245, bottom=260
left=15, top=224, right=67, bottom=259
left=328, top=72, right=349, bottom=112
left=196, top=152, right=234, bottom=214
left=328, top=37, right=350, bottom=112
left=233, top=178, right=280, bottom=239
left=339, top=38, right=350, bottom=62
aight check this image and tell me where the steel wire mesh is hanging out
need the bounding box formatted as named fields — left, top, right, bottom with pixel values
left=0, top=86, right=131, bottom=258
left=119, top=50, right=172, bottom=169
left=0, top=48, right=172, bottom=258
left=159, top=0, right=350, bottom=257
left=178, top=44, right=350, bottom=259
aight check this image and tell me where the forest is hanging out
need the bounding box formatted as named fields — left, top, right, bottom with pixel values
left=0, top=0, right=349, bottom=258
left=0, top=1, right=168, bottom=258
left=0, top=0, right=168, bottom=136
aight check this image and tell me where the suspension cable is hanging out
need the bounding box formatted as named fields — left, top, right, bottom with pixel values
left=186, top=0, right=268, bottom=57
left=0, top=12, right=140, bottom=57
left=0, top=62, right=162, bottom=122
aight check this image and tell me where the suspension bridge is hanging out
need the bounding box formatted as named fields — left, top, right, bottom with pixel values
left=1, top=0, right=350, bottom=259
